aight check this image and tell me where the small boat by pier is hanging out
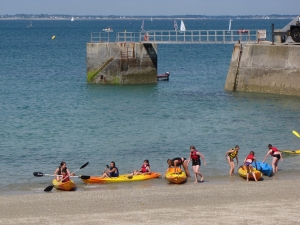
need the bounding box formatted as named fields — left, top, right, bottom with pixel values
left=102, top=27, right=113, bottom=32
left=157, top=72, right=170, bottom=81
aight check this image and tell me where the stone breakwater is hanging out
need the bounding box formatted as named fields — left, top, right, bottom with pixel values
left=225, top=42, right=300, bottom=96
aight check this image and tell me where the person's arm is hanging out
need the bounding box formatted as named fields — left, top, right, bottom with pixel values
left=279, top=152, right=283, bottom=161
left=262, top=150, right=271, bottom=163
left=225, top=149, right=233, bottom=158
left=197, top=152, right=206, bottom=165
left=147, top=166, right=151, bottom=173
left=187, top=154, right=191, bottom=165
left=53, top=168, right=59, bottom=175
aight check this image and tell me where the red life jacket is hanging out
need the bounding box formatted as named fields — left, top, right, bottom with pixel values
left=62, top=174, right=70, bottom=182
left=246, top=154, right=255, bottom=162
left=141, top=164, right=150, bottom=173
left=271, top=146, right=279, bottom=156
left=191, top=150, right=200, bottom=160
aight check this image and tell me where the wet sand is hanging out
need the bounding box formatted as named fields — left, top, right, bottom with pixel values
left=0, top=179, right=299, bottom=224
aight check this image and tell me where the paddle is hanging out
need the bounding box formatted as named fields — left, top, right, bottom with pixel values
left=293, top=130, right=300, bottom=138
left=33, top=172, right=85, bottom=178
left=44, top=162, right=89, bottom=192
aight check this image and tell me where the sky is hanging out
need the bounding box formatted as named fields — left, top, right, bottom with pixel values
left=1, top=0, right=300, bottom=16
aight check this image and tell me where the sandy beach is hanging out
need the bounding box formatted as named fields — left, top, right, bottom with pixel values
left=0, top=179, right=299, bottom=224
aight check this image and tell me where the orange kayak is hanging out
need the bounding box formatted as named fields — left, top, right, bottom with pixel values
left=52, top=179, right=76, bottom=191
left=165, top=168, right=187, bottom=184
left=238, top=166, right=262, bottom=181
left=81, top=172, right=161, bottom=184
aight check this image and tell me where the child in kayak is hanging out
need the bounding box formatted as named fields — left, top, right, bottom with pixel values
left=243, top=151, right=257, bottom=182
left=128, top=159, right=151, bottom=178
left=225, top=145, right=240, bottom=175
left=100, top=161, right=119, bottom=178
left=54, top=161, right=72, bottom=181
left=187, top=145, right=206, bottom=183
left=61, top=168, right=70, bottom=183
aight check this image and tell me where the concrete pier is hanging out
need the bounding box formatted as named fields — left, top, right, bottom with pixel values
left=225, top=43, right=300, bottom=96
left=86, top=42, right=157, bottom=84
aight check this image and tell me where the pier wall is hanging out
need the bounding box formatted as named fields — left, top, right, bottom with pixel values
left=225, top=43, right=300, bottom=96
left=86, top=42, right=157, bottom=84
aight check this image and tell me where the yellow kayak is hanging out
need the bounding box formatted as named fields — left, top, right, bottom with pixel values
left=81, top=172, right=161, bottom=184
left=280, top=150, right=300, bottom=155
left=238, top=166, right=262, bottom=181
left=165, top=168, right=187, bottom=184
left=52, top=179, right=76, bottom=191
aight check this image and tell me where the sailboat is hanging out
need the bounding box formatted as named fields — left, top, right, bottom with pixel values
left=26, top=21, right=32, bottom=28
left=174, top=20, right=178, bottom=31
left=226, top=19, right=232, bottom=33
left=151, top=17, right=153, bottom=21
left=180, top=20, right=186, bottom=32
left=71, top=17, right=74, bottom=22
left=141, top=20, right=145, bottom=31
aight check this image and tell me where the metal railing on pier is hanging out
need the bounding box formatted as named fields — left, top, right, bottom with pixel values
left=91, top=30, right=263, bottom=44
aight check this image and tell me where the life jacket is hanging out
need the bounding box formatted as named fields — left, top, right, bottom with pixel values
left=62, top=174, right=70, bottom=182
left=229, top=150, right=238, bottom=159
left=270, top=147, right=279, bottom=156
left=141, top=164, right=150, bottom=173
left=246, top=154, right=255, bottom=162
left=191, top=150, right=200, bottom=160
left=110, top=166, right=119, bottom=177
left=171, top=157, right=183, bottom=166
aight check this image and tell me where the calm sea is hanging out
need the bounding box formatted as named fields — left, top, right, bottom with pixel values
left=1, top=18, right=300, bottom=195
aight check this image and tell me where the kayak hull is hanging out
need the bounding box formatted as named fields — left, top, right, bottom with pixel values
left=280, top=150, right=300, bottom=155
left=238, top=166, right=262, bottom=181
left=52, top=179, right=76, bottom=191
left=81, top=172, right=161, bottom=184
left=165, top=168, right=187, bottom=184
left=252, top=161, right=273, bottom=177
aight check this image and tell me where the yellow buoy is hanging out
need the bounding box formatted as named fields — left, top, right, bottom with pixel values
left=51, top=35, right=56, bottom=40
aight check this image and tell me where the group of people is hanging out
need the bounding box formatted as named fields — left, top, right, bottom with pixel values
left=225, top=144, right=283, bottom=181
left=53, top=144, right=283, bottom=183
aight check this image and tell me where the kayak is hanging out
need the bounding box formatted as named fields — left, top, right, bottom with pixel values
left=238, top=166, right=262, bottom=181
left=280, top=150, right=300, bottom=155
left=52, top=179, right=76, bottom=191
left=165, top=167, right=187, bottom=184
left=252, top=161, right=273, bottom=177
left=81, top=172, right=161, bottom=184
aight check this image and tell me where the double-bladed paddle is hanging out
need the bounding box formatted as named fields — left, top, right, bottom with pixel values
left=33, top=172, right=90, bottom=180
left=43, top=162, right=89, bottom=192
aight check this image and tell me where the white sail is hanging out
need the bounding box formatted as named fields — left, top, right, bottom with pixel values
left=228, top=19, right=232, bottom=31
left=141, top=20, right=145, bottom=31
left=174, top=20, right=178, bottom=31
left=180, top=20, right=186, bottom=32
left=71, top=17, right=74, bottom=22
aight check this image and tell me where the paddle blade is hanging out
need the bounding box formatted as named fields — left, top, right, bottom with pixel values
left=33, top=172, right=44, bottom=177
left=80, top=175, right=90, bottom=180
left=80, top=162, right=89, bottom=169
left=44, top=185, right=54, bottom=192
left=293, top=130, right=300, bottom=138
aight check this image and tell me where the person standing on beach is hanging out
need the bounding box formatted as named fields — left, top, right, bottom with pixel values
left=262, top=144, right=283, bottom=173
left=164, top=157, right=190, bottom=177
left=225, top=145, right=239, bottom=175
left=243, top=151, right=257, bottom=182
left=187, top=145, right=206, bottom=183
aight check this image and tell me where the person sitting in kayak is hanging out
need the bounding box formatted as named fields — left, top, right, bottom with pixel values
left=100, top=161, right=119, bottom=178
left=128, top=159, right=151, bottom=178
left=243, top=151, right=257, bottom=182
left=61, top=168, right=70, bottom=183
left=163, top=157, right=190, bottom=177
left=262, top=144, right=283, bottom=173
left=187, top=145, right=206, bottom=183
left=225, top=145, right=239, bottom=175
left=54, top=161, right=73, bottom=181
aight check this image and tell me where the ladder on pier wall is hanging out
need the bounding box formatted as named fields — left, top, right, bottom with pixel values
left=87, top=57, right=114, bottom=82
left=233, top=44, right=243, bottom=91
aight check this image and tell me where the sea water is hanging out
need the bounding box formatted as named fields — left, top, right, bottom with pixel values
left=1, top=19, right=300, bottom=195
